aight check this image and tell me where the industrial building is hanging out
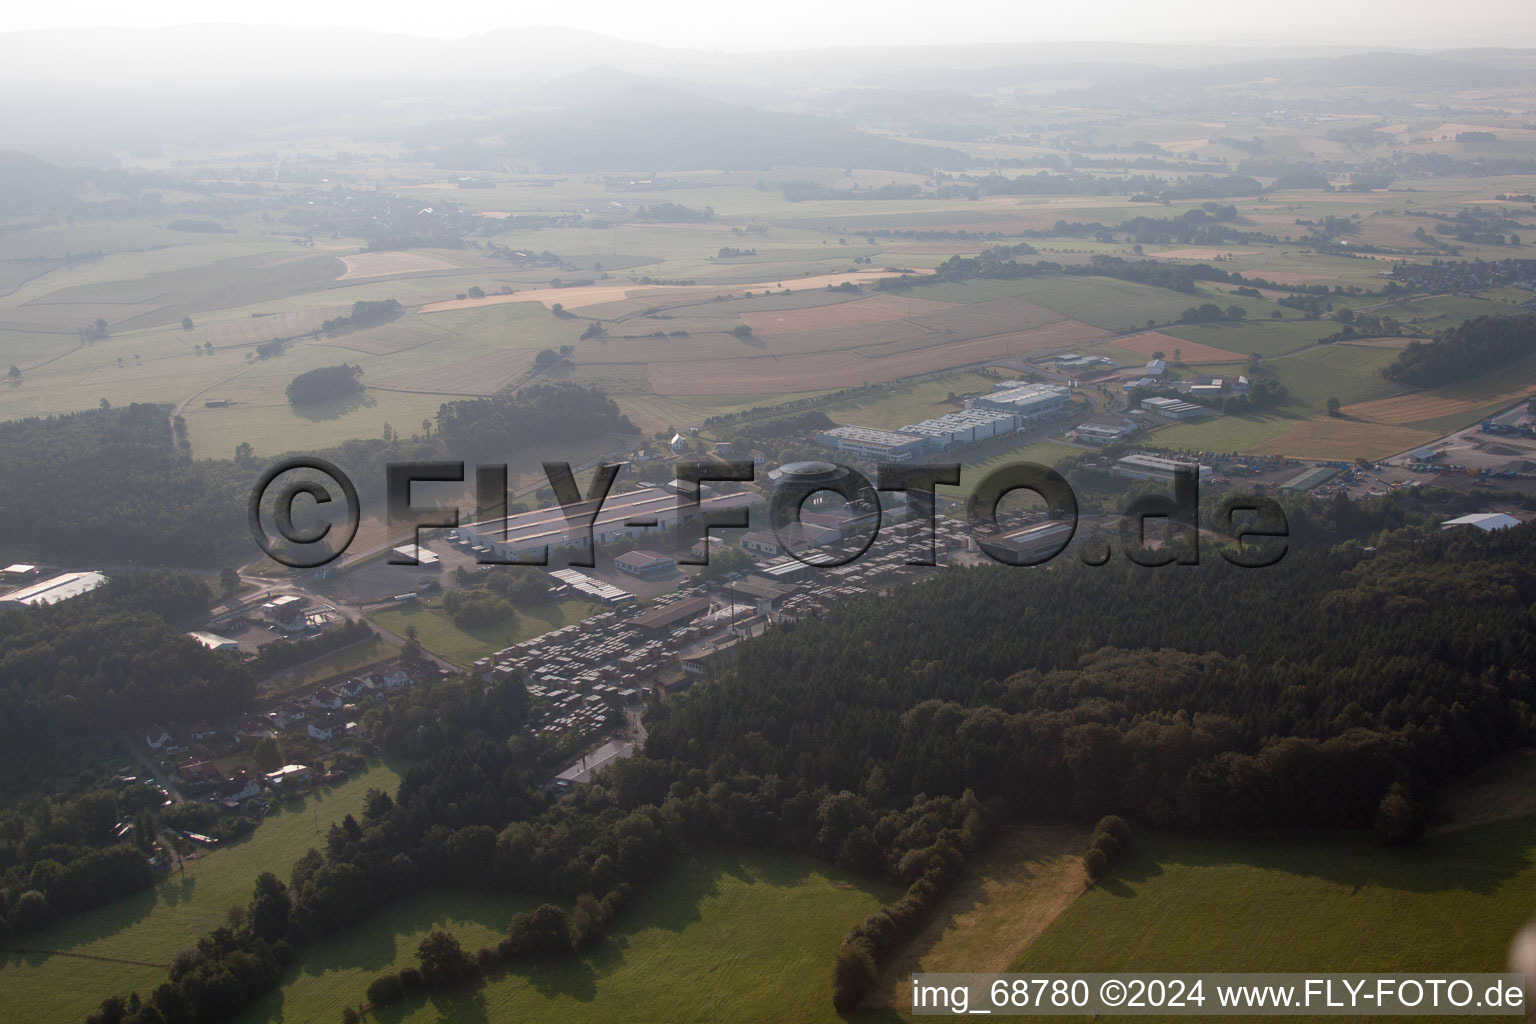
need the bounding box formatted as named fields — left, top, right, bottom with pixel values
left=1145, top=358, right=1167, bottom=377
left=1074, top=414, right=1139, bottom=445
left=813, top=425, right=928, bottom=461
left=187, top=631, right=240, bottom=652
left=391, top=545, right=440, bottom=566
left=1141, top=396, right=1206, bottom=420
left=1055, top=354, right=1112, bottom=372
left=548, top=569, right=634, bottom=604
left=630, top=595, right=713, bottom=636
left=1442, top=512, right=1522, bottom=532
left=613, top=549, right=675, bottom=580
left=1280, top=466, right=1339, bottom=494
left=898, top=408, right=1018, bottom=448
left=1113, top=454, right=1213, bottom=482
left=457, top=485, right=761, bottom=561
left=969, top=382, right=1071, bottom=422
left=1, top=570, right=107, bottom=606
left=974, top=520, right=1075, bottom=561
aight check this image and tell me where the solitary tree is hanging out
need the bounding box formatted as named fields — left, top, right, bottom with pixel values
left=1326, top=396, right=1342, bottom=417
left=182, top=316, right=194, bottom=331
left=253, top=738, right=282, bottom=772
left=219, top=567, right=240, bottom=594
left=417, top=930, right=475, bottom=988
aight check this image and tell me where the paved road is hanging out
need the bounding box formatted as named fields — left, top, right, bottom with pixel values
left=119, top=732, right=184, bottom=805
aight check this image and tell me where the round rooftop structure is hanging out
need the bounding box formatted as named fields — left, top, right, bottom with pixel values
left=769, top=460, right=850, bottom=486
left=779, top=460, right=840, bottom=477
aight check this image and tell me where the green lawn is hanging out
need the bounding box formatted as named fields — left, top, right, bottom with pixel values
left=1, top=761, right=403, bottom=1024
left=938, top=440, right=1085, bottom=501
left=1018, top=816, right=1536, bottom=984
left=1149, top=411, right=1308, bottom=454
left=371, top=598, right=593, bottom=665
left=1159, top=319, right=1330, bottom=358
left=1271, top=343, right=1405, bottom=408
left=824, top=372, right=1000, bottom=431
left=263, top=849, right=897, bottom=1024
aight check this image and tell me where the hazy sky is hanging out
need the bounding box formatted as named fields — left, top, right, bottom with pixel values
left=1, top=0, right=1532, bottom=51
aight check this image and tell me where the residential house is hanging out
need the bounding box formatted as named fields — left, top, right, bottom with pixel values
left=310, top=687, right=344, bottom=709
left=308, top=714, right=346, bottom=742
left=219, top=771, right=262, bottom=807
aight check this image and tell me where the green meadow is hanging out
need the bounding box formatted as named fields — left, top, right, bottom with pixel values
left=2, top=762, right=402, bottom=1024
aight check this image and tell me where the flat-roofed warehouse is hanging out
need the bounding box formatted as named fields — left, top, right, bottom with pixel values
left=813, top=426, right=927, bottom=461
left=458, top=486, right=760, bottom=560
left=969, top=382, right=1070, bottom=422
left=1, top=570, right=107, bottom=606
left=968, top=520, right=1075, bottom=560
left=1113, top=454, right=1213, bottom=483
left=1280, top=466, right=1338, bottom=494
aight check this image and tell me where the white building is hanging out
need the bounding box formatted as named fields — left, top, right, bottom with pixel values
left=1, top=570, right=107, bottom=606
left=187, top=631, right=240, bottom=652
left=969, top=382, right=1071, bottom=422
left=814, top=425, right=928, bottom=461
left=1142, top=396, right=1206, bottom=420
left=1441, top=512, right=1521, bottom=532
left=898, top=408, right=1018, bottom=448
left=1113, top=453, right=1213, bottom=483
left=1075, top=414, right=1139, bottom=445
left=458, top=486, right=761, bottom=561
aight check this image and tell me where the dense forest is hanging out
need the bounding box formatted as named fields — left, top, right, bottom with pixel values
left=1383, top=314, right=1536, bottom=386
left=74, top=497, right=1536, bottom=1023
left=285, top=364, right=362, bottom=407
left=0, top=571, right=251, bottom=745
left=0, top=384, right=634, bottom=568
left=0, top=404, right=250, bottom=566
left=433, top=382, right=638, bottom=462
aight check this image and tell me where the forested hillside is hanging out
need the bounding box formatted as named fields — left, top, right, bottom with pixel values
left=647, top=525, right=1536, bottom=829
left=80, top=506, right=1536, bottom=1023
left=1384, top=314, right=1536, bottom=386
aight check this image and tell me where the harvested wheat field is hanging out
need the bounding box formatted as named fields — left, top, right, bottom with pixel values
left=1147, top=248, right=1258, bottom=260
left=1254, top=419, right=1438, bottom=460
left=337, top=251, right=461, bottom=279
left=738, top=293, right=957, bottom=334
left=4, top=302, right=164, bottom=330
left=912, top=297, right=1067, bottom=336
left=375, top=348, right=533, bottom=395
left=1114, top=331, right=1243, bottom=363
left=421, top=269, right=933, bottom=314
left=648, top=320, right=1105, bottom=395
left=204, top=306, right=348, bottom=346
left=310, top=322, right=448, bottom=356
left=1341, top=392, right=1498, bottom=426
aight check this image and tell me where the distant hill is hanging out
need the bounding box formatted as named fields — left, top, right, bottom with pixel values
left=423, top=85, right=968, bottom=173
left=0, top=151, right=77, bottom=218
